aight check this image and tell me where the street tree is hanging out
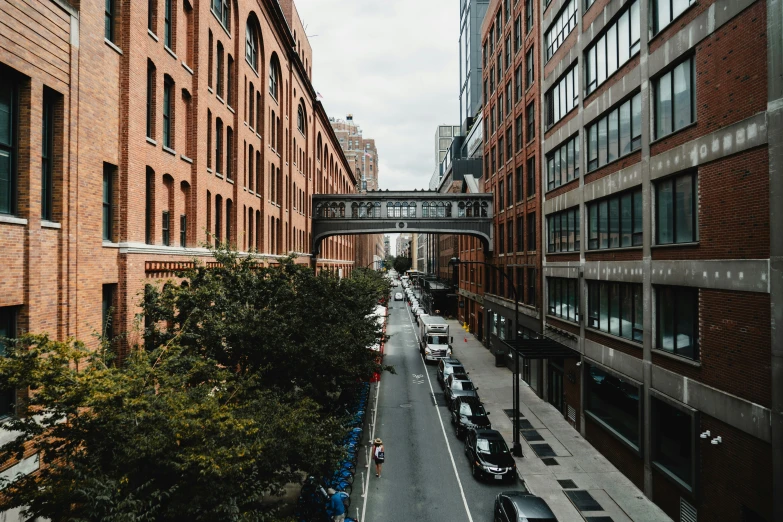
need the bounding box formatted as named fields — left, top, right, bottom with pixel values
left=0, top=248, right=393, bottom=521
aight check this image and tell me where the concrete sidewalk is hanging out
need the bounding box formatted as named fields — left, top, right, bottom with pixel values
left=447, top=319, right=671, bottom=522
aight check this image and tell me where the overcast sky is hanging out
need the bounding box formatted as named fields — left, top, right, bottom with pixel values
left=296, top=0, right=461, bottom=192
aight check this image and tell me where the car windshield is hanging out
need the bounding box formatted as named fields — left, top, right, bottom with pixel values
left=476, top=438, right=509, bottom=454
left=459, top=403, right=486, bottom=416
left=427, top=335, right=447, bottom=345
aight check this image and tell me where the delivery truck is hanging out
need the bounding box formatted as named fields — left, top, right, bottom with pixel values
left=419, top=315, right=453, bottom=362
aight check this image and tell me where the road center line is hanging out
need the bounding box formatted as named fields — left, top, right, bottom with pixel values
left=405, top=299, right=475, bottom=522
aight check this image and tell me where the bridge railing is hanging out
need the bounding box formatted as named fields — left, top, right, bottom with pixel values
left=314, top=199, right=491, bottom=219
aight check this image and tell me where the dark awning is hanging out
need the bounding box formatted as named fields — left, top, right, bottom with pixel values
left=500, top=336, right=579, bottom=359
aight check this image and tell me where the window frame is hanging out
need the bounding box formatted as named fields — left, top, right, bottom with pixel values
left=584, top=0, right=640, bottom=95
left=652, top=0, right=696, bottom=35
left=587, top=280, right=643, bottom=343
left=547, top=276, right=580, bottom=322
left=584, top=362, right=643, bottom=454
left=546, top=134, right=580, bottom=191
left=655, top=285, right=699, bottom=360
left=586, top=92, right=641, bottom=172
left=653, top=56, right=696, bottom=140
left=162, top=76, right=173, bottom=148
left=650, top=392, right=698, bottom=493
left=545, top=0, right=577, bottom=62
left=545, top=65, right=578, bottom=128
left=654, top=171, right=697, bottom=245
left=588, top=187, right=643, bottom=249
left=41, top=90, right=55, bottom=221
left=1, top=67, right=19, bottom=216
left=102, top=163, right=114, bottom=241
left=105, top=0, right=116, bottom=43
left=546, top=206, right=581, bottom=253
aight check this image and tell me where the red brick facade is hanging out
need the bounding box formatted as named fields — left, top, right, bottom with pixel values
left=0, top=0, right=356, bottom=396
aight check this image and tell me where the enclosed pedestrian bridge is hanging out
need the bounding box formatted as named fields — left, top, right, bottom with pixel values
left=311, top=191, right=494, bottom=256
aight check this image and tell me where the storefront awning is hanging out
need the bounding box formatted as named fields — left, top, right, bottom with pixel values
left=501, top=336, right=579, bottom=359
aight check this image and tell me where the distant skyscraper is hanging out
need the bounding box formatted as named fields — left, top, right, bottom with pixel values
left=459, top=0, right=489, bottom=129
left=331, top=115, right=379, bottom=191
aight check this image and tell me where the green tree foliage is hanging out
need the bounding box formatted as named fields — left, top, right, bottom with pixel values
left=392, top=256, right=412, bottom=274
left=0, top=249, right=393, bottom=521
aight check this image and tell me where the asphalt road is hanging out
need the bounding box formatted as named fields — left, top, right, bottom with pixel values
left=363, top=294, right=527, bottom=522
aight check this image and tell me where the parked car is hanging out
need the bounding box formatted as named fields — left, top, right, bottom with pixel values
left=494, top=490, right=557, bottom=521
left=450, top=396, right=491, bottom=438
left=394, top=292, right=403, bottom=301
left=436, top=358, right=466, bottom=388
left=464, top=429, right=516, bottom=482
left=445, top=373, right=479, bottom=404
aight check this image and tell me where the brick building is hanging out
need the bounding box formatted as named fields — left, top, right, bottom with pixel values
left=0, top=0, right=358, bottom=486
left=331, top=115, right=384, bottom=269
left=474, top=0, right=783, bottom=520
left=478, top=0, right=544, bottom=354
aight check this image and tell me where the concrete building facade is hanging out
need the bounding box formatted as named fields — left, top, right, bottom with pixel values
left=0, top=0, right=357, bottom=490
left=538, top=0, right=780, bottom=518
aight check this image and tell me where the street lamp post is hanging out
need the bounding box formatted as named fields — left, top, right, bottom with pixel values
left=449, top=256, right=523, bottom=457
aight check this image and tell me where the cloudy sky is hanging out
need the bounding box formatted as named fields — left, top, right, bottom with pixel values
left=296, top=0, right=461, bottom=192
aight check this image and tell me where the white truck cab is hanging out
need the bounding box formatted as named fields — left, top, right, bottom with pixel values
left=419, top=315, right=453, bottom=362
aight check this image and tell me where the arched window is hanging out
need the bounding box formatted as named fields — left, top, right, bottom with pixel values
left=474, top=202, right=481, bottom=217
left=330, top=202, right=338, bottom=218
left=351, top=202, right=359, bottom=218
left=393, top=202, right=402, bottom=218
left=481, top=201, right=488, bottom=217
left=269, top=53, right=280, bottom=99
left=317, top=133, right=322, bottom=161
left=409, top=202, right=416, bottom=218
left=458, top=202, right=466, bottom=217
left=436, top=202, right=445, bottom=218
left=373, top=202, right=381, bottom=218
left=401, top=202, right=409, bottom=218
left=422, top=202, right=430, bottom=218
left=338, top=203, right=345, bottom=218
left=386, top=202, right=393, bottom=218
left=245, top=19, right=258, bottom=71
left=297, top=102, right=306, bottom=134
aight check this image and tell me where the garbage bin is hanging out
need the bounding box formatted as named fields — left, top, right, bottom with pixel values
left=494, top=350, right=506, bottom=367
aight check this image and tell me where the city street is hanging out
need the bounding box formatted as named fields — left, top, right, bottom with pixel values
left=363, top=295, right=526, bottom=522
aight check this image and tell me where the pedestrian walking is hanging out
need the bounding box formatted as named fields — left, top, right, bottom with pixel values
left=373, top=438, right=385, bottom=477
left=326, top=487, right=346, bottom=522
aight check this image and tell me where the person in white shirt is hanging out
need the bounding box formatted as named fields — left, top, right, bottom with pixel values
left=373, top=438, right=385, bottom=478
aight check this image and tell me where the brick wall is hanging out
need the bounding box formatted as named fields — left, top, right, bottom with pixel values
left=652, top=289, right=771, bottom=408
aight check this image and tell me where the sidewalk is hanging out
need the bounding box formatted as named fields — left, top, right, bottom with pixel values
left=447, top=319, right=671, bottom=522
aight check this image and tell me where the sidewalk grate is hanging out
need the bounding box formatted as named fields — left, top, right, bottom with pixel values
left=503, top=409, right=525, bottom=419
left=433, top=393, right=449, bottom=407
left=541, top=457, right=558, bottom=466
left=518, top=419, right=535, bottom=430
left=522, top=430, right=544, bottom=442
left=557, top=479, right=578, bottom=489
left=585, top=518, right=614, bottom=522
left=565, top=490, right=603, bottom=512
left=530, top=443, right=556, bottom=457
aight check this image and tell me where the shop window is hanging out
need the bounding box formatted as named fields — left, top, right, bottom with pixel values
left=651, top=395, right=696, bottom=491
left=585, top=364, right=641, bottom=451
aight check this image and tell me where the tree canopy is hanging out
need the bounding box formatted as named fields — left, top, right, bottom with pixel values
left=0, top=249, right=392, bottom=521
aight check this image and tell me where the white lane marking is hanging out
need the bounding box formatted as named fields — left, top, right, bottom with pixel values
left=405, top=304, right=475, bottom=522
left=361, top=322, right=385, bottom=522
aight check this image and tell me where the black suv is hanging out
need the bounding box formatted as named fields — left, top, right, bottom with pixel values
left=445, top=373, right=479, bottom=405
left=464, top=429, right=516, bottom=482
left=450, top=396, right=490, bottom=438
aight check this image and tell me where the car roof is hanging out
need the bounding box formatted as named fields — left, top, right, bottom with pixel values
left=501, top=492, right=557, bottom=518
left=474, top=428, right=502, bottom=438
left=456, top=396, right=482, bottom=405
left=450, top=372, right=470, bottom=380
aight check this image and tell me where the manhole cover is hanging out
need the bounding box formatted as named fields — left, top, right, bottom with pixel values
left=400, top=403, right=413, bottom=408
